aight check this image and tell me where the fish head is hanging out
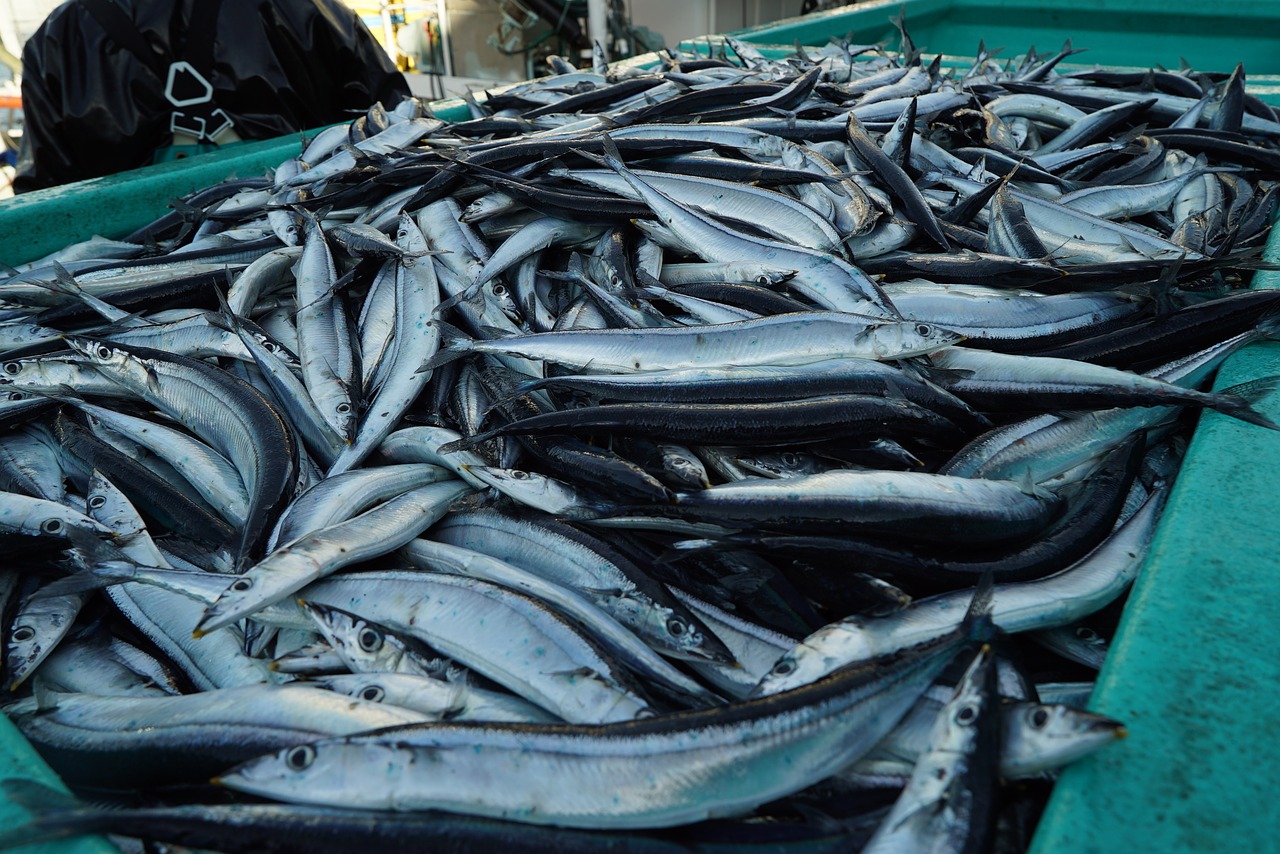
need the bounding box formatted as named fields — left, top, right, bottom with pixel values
left=658, top=448, right=711, bottom=489
left=1003, top=702, right=1128, bottom=776
left=0, top=357, right=40, bottom=384
left=395, top=212, right=431, bottom=256
left=299, top=601, right=413, bottom=675
left=869, top=321, right=966, bottom=359
left=922, top=646, right=1000, bottom=768
left=84, top=470, right=145, bottom=537
left=733, top=450, right=826, bottom=479
left=216, top=738, right=377, bottom=805
left=638, top=601, right=737, bottom=667
left=751, top=621, right=877, bottom=697
left=63, top=338, right=155, bottom=388
left=5, top=621, right=44, bottom=691
left=463, top=466, right=579, bottom=515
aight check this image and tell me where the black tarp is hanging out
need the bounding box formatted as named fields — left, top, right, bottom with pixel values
left=15, top=0, right=410, bottom=192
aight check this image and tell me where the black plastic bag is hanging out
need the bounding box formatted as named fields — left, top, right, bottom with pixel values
left=15, top=0, right=410, bottom=192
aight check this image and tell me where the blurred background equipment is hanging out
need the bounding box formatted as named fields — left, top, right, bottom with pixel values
left=345, top=0, right=804, bottom=98
left=0, top=0, right=62, bottom=197
left=799, top=0, right=858, bottom=13
left=0, top=0, right=811, bottom=190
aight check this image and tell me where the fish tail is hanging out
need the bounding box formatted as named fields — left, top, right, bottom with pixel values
left=1213, top=375, right=1280, bottom=431
left=418, top=321, right=474, bottom=373
left=1257, top=309, right=1280, bottom=341
left=0, top=779, right=106, bottom=850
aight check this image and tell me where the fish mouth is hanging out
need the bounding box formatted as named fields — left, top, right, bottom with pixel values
left=1085, top=716, right=1129, bottom=739
left=661, top=643, right=739, bottom=667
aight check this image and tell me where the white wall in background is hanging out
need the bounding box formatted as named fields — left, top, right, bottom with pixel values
left=628, top=0, right=805, bottom=51
left=3, top=0, right=65, bottom=53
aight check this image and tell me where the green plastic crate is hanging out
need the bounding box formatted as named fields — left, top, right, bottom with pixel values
left=1, top=11, right=1279, bottom=849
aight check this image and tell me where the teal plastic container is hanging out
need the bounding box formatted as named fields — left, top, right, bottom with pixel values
left=733, top=5, right=1280, bottom=849
left=1, top=8, right=1278, bottom=849
left=727, top=0, right=1280, bottom=100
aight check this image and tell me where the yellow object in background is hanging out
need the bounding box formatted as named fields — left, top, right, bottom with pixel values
left=340, top=1, right=442, bottom=72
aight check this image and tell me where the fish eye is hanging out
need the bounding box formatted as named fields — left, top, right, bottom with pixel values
left=781, top=452, right=799, bottom=467
left=11, top=626, right=34, bottom=643
left=666, top=617, right=686, bottom=637
left=7, top=392, right=24, bottom=401
left=955, top=704, right=978, bottom=725
left=914, top=323, right=933, bottom=337
left=1030, top=708, right=1050, bottom=729
left=359, top=685, right=386, bottom=702
left=756, top=274, right=772, bottom=284
left=492, top=284, right=507, bottom=297
left=88, top=495, right=107, bottom=509
left=1076, top=627, right=1098, bottom=641
left=610, top=275, right=622, bottom=288
left=2, top=362, right=20, bottom=375
left=40, top=518, right=63, bottom=534
left=336, top=402, right=352, bottom=414
left=771, top=657, right=796, bottom=676
left=231, top=578, right=254, bottom=592
left=358, top=627, right=384, bottom=653
left=285, top=744, right=316, bottom=771
left=511, top=470, right=530, bottom=480
left=95, top=345, right=113, bottom=360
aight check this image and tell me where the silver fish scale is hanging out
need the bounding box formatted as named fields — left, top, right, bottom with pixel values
left=2, top=30, right=1277, bottom=849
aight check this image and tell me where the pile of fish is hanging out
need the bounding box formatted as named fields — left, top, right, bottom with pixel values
left=1, top=23, right=1279, bottom=852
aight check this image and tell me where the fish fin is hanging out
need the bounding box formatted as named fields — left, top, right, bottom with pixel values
left=575, top=585, right=626, bottom=600
left=478, top=325, right=515, bottom=340
left=0, top=778, right=79, bottom=814
left=59, top=523, right=122, bottom=564
left=48, top=261, right=79, bottom=293
left=889, top=11, right=920, bottom=66
left=1257, top=310, right=1280, bottom=341
left=434, top=433, right=485, bottom=455
left=1015, top=467, right=1056, bottom=500
left=431, top=318, right=472, bottom=344
left=913, top=363, right=974, bottom=384
left=598, top=133, right=626, bottom=168
left=925, top=53, right=943, bottom=81
left=0, top=780, right=101, bottom=849
left=960, top=570, right=998, bottom=644
left=417, top=326, right=475, bottom=374
left=25, top=569, right=121, bottom=600
left=1213, top=375, right=1280, bottom=431
left=549, top=666, right=601, bottom=681
left=553, top=501, right=603, bottom=522
left=435, top=283, right=485, bottom=316
left=31, top=681, right=62, bottom=712
left=210, top=285, right=242, bottom=326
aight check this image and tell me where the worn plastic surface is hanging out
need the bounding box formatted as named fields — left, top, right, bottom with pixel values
left=2, top=134, right=303, bottom=264
left=726, top=0, right=1280, bottom=101
left=1029, top=246, right=1280, bottom=854
left=0, top=715, right=116, bottom=853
